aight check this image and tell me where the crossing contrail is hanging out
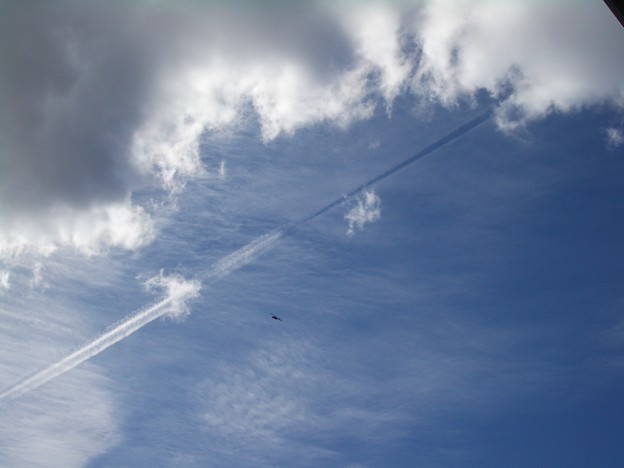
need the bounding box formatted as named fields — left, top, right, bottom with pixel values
left=0, top=109, right=491, bottom=401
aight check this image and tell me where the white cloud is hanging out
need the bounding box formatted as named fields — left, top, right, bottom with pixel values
left=335, top=2, right=411, bottom=105
left=368, top=140, right=381, bottom=150
left=143, top=270, right=201, bottom=319
left=0, top=198, right=155, bottom=260
left=411, top=0, right=624, bottom=129
left=345, top=190, right=381, bottom=236
left=0, top=270, right=9, bottom=289
left=606, top=127, right=624, bottom=149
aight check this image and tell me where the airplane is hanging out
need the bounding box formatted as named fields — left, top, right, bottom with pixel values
left=271, top=314, right=283, bottom=322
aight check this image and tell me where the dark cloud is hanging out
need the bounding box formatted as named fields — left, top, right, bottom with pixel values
left=0, top=3, right=155, bottom=212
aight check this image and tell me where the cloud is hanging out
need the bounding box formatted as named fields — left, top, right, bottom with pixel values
left=0, top=276, right=120, bottom=466
left=0, top=3, right=160, bottom=258
left=0, top=2, right=366, bottom=262
left=345, top=190, right=381, bottom=236
left=0, top=270, right=9, bottom=289
left=335, top=2, right=411, bottom=105
left=1, top=198, right=155, bottom=260
left=195, top=340, right=360, bottom=464
left=606, top=127, right=624, bottom=149
left=192, top=313, right=551, bottom=466
left=143, top=270, right=201, bottom=319
left=1, top=1, right=622, bottom=262
left=411, top=0, right=624, bottom=129
left=0, top=367, right=119, bottom=468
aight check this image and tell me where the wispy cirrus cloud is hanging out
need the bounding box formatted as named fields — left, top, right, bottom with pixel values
left=0, top=366, right=119, bottom=468
left=191, top=313, right=554, bottom=466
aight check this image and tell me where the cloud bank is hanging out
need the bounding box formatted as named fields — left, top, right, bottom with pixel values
left=0, top=273, right=121, bottom=466
left=1, top=0, right=622, bottom=260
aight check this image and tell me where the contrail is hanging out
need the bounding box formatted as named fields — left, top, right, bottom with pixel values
left=0, top=297, right=174, bottom=401
left=0, top=109, right=491, bottom=401
left=201, top=229, right=284, bottom=281
left=289, top=109, right=493, bottom=231
left=0, top=232, right=282, bottom=402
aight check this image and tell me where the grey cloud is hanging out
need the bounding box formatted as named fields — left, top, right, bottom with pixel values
left=0, top=3, right=158, bottom=213
left=0, top=1, right=357, bottom=223
left=146, top=4, right=357, bottom=81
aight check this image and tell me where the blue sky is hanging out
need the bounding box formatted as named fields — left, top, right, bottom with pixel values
left=1, top=1, right=624, bottom=467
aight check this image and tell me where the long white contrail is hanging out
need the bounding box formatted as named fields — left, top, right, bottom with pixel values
left=0, top=297, right=174, bottom=401
left=0, top=230, right=283, bottom=402
left=0, top=110, right=491, bottom=401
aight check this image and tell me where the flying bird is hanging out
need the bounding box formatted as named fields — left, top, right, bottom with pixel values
left=271, top=314, right=283, bottom=322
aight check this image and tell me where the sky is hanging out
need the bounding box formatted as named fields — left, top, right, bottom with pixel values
left=1, top=1, right=624, bottom=466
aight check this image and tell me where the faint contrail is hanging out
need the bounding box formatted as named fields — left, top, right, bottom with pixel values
left=0, top=109, right=491, bottom=401
left=289, top=108, right=493, bottom=230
